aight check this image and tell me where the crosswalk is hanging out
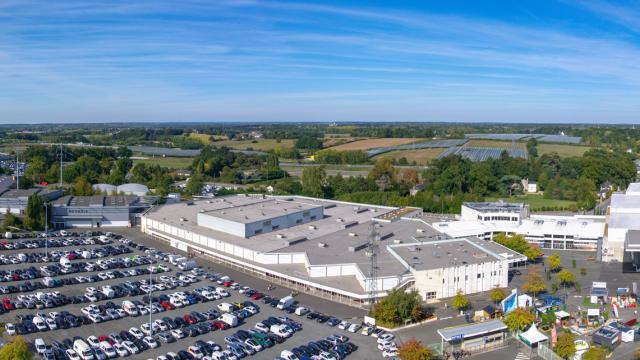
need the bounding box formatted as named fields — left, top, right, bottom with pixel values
left=514, top=353, right=529, bottom=360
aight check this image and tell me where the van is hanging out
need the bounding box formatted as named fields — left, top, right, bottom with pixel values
left=217, top=302, right=234, bottom=313
left=219, top=313, right=238, bottom=327
left=177, top=260, right=196, bottom=271
left=60, top=230, right=68, bottom=236
left=73, top=339, right=95, bottom=360
left=35, top=338, right=47, bottom=354
left=122, top=300, right=139, bottom=316
left=277, top=296, right=295, bottom=310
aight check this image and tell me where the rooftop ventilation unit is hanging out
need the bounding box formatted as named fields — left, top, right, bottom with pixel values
left=276, top=234, right=286, bottom=239
left=342, top=221, right=358, bottom=229
left=348, top=242, right=369, bottom=252
left=318, top=242, right=327, bottom=248
left=348, top=232, right=357, bottom=237
left=180, top=217, right=187, bottom=222
left=308, top=225, right=317, bottom=230
left=324, top=203, right=336, bottom=209
left=417, top=228, right=426, bottom=233
left=393, top=239, right=402, bottom=244
left=336, top=218, right=344, bottom=222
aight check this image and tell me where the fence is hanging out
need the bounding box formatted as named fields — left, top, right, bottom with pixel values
left=537, top=343, right=563, bottom=360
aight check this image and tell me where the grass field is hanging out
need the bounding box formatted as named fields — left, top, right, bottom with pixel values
left=211, top=139, right=295, bottom=151
left=537, top=143, right=593, bottom=157
left=132, top=156, right=193, bottom=169
left=485, top=194, right=576, bottom=210
left=189, top=133, right=226, bottom=143
left=374, top=148, right=445, bottom=165
left=463, top=139, right=526, bottom=150
left=328, top=138, right=426, bottom=151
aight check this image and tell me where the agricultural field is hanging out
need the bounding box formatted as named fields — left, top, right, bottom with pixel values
left=189, top=133, right=226, bottom=143
left=132, top=156, right=193, bottom=169
left=537, top=143, right=593, bottom=157
left=374, top=148, right=445, bottom=165
left=486, top=194, right=576, bottom=211
left=463, top=139, right=526, bottom=150
left=210, top=138, right=295, bottom=151
left=328, top=137, right=426, bottom=151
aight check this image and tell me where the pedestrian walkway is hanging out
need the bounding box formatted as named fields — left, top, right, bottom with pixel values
left=515, top=352, right=530, bottom=360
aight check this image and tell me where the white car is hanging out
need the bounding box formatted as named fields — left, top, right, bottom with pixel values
left=383, top=349, right=399, bottom=358
left=338, top=321, right=350, bottom=330
left=65, top=349, right=80, bottom=360
left=347, top=323, right=362, bottom=333
left=140, top=322, right=154, bottom=335
left=122, top=341, right=139, bottom=354
left=244, top=339, right=262, bottom=352
left=45, top=318, right=57, bottom=330
left=255, top=323, right=269, bottom=333
left=99, top=342, right=117, bottom=358
left=129, top=327, right=144, bottom=339
left=113, top=343, right=129, bottom=357
left=244, top=306, right=258, bottom=315
left=87, top=336, right=101, bottom=348
left=319, top=352, right=338, bottom=360
left=378, top=333, right=395, bottom=344
left=188, top=346, right=204, bottom=359
left=5, top=323, right=15, bottom=335
left=377, top=341, right=396, bottom=351
left=33, top=317, right=48, bottom=331
left=143, top=336, right=159, bottom=349
left=171, top=329, right=186, bottom=339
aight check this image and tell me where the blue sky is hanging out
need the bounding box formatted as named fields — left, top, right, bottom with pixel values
left=1, top=0, right=640, bottom=124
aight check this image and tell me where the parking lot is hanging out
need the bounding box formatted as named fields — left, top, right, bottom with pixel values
left=0, top=230, right=387, bottom=360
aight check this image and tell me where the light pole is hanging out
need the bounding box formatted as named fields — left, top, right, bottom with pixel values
left=44, top=203, right=48, bottom=259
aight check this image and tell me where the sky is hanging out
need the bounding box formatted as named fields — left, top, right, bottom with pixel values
left=1, top=0, right=640, bottom=124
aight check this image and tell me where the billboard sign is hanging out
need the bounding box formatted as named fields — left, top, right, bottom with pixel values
left=501, top=289, right=518, bottom=314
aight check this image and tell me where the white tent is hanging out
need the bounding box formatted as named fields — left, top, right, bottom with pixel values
left=518, top=294, right=533, bottom=308
left=518, top=323, right=548, bottom=346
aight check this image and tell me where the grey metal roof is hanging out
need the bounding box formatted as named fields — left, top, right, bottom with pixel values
left=463, top=201, right=527, bottom=213
left=437, top=319, right=507, bottom=341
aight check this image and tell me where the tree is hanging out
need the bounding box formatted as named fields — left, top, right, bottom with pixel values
left=24, top=194, right=43, bottom=230
left=522, top=266, right=546, bottom=297
left=0, top=335, right=32, bottom=360
left=368, top=158, right=396, bottom=184
left=185, top=174, right=204, bottom=195
left=2, top=212, right=21, bottom=232
left=489, top=287, right=507, bottom=305
left=557, top=269, right=576, bottom=286
left=504, top=308, right=535, bottom=331
left=548, top=254, right=562, bottom=272
left=71, top=176, right=94, bottom=196
left=398, top=338, right=432, bottom=360
left=582, top=346, right=607, bottom=360
left=493, top=233, right=541, bottom=261
left=451, top=290, right=470, bottom=310
left=555, top=332, right=576, bottom=359
left=301, top=166, right=326, bottom=198
left=371, top=289, right=424, bottom=328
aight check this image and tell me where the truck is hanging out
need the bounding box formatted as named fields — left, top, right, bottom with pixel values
left=73, top=339, right=95, bottom=360
left=219, top=313, right=238, bottom=327
left=177, top=260, right=196, bottom=271
left=4, top=232, right=12, bottom=239
left=122, top=300, right=139, bottom=316
left=277, top=295, right=295, bottom=310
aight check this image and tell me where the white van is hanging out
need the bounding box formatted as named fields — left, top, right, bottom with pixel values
left=217, top=302, right=234, bottom=313
left=73, top=339, right=95, bottom=360
left=277, top=295, right=295, bottom=310
left=122, top=300, right=139, bottom=316
left=35, top=338, right=47, bottom=354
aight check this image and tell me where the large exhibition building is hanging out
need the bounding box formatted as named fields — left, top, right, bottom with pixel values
left=141, top=195, right=526, bottom=306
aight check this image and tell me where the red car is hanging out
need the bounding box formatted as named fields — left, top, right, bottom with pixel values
left=2, top=298, right=13, bottom=310
left=97, top=335, right=113, bottom=344
left=160, top=301, right=174, bottom=310
left=251, top=292, right=264, bottom=300
left=183, top=314, right=198, bottom=325
left=67, top=253, right=77, bottom=260
left=223, top=281, right=233, bottom=287
left=211, top=320, right=229, bottom=330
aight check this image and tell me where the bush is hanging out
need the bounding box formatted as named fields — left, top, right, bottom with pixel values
left=371, top=289, right=424, bottom=328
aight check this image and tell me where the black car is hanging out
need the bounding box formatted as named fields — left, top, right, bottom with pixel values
left=177, top=350, right=194, bottom=360
left=306, top=312, right=319, bottom=320
left=316, top=314, right=329, bottom=323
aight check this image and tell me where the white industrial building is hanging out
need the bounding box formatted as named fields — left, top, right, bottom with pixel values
left=141, top=194, right=526, bottom=306
left=603, top=182, right=640, bottom=266
left=92, top=183, right=149, bottom=196
left=434, top=202, right=605, bottom=251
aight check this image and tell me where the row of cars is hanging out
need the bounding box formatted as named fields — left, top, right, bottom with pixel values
left=35, top=299, right=262, bottom=359
left=0, top=244, right=132, bottom=265
left=0, top=234, right=112, bottom=250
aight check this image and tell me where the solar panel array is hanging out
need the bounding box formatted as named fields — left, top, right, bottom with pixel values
left=438, top=146, right=528, bottom=161
left=367, top=139, right=467, bottom=157
left=465, top=133, right=582, bottom=144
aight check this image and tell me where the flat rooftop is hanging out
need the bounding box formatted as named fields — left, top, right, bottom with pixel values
left=464, top=201, right=527, bottom=213
left=144, top=195, right=397, bottom=253
left=609, top=193, right=640, bottom=210
left=53, top=195, right=138, bottom=207
left=389, top=238, right=525, bottom=270
left=202, top=198, right=322, bottom=224
left=0, top=188, right=40, bottom=198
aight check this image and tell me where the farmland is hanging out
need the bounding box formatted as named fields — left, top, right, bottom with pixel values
left=537, top=143, right=593, bottom=157
left=210, top=138, right=295, bottom=151
left=132, top=156, right=193, bottom=169
left=328, top=137, right=426, bottom=151
left=463, top=139, right=526, bottom=150
left=373, top=148, right=445, bottom=165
